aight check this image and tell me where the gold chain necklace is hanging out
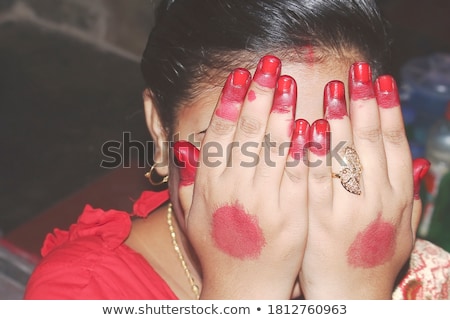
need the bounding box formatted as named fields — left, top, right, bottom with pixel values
left=167, top=203, right=200, bottom=299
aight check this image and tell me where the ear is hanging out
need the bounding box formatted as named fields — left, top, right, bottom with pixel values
left=143, top=89, right=169, bottom=177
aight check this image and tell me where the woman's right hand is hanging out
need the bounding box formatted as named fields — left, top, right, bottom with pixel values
left=299, top=63, right=430, bottom=299
left=174, top=56, right=308, bottom=299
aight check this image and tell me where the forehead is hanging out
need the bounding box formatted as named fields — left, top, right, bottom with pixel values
left=173, top=60, right=351, bottom=139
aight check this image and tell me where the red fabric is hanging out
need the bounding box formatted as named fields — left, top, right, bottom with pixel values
left=24, top=189, right=178, bottom=300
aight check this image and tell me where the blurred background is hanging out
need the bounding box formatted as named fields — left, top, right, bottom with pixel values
left=0, top=0, right=449, bottom=298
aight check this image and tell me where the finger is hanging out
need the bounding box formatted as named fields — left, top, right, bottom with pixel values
left=173, top=141, right=200, bottom=217
left=229, top=55, right=281, bottom=174
left=307, top=119, right=332, bottom=213
left=282, top=119, right=310, bottom=206
left=323, top=81, right=355, bottom=198
left=374, top=75, right=412, bottom=190
left=202, top=68, right=251, bottom=175
left=255, top=75, right=296, bottom=186
left=349, top=62, right=389, bottom=187
left=412, top=158, right=431, bottom=233
left=285, top=118, right=310, bottom=180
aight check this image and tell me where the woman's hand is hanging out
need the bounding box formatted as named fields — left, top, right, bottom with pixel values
left=299, top=62, right=430, bottom=299
left=174, top=56, right=308, bottom=299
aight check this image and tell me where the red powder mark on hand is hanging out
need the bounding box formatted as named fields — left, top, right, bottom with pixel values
left=212, top=203, right=266, bottom=259
left=215, top=69, right=250, bottom=122
left=253, top=55, right=281, bottom=88
left=272, top=76, right=296, bottom=115
left=290, top=119, right=310, bottom=160
left=350, top=84, right=376, bottom=101
left=247, top=90, right=256, bottom=102
left=215, top=100, right=240, bottom=122
left=308, top=119, right=330, bottom=157
left=324, top=81, right=347, bottom=120
left=347, top=215, right=396, bottom=268
left=374, top=75, right=401, bottom=109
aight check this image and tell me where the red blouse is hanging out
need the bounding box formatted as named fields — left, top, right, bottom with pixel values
left=24, top=190, right=178, bottom=300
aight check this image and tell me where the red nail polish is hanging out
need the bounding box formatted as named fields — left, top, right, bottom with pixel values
left=272, top=76, right=297, bottom=114
left=413, top=158, right=431, bottom=199
left=217, top=68, right=251, bottom=121
left=374, top=75, right=400, bottom=109
left=290, top=119, right=310, bottom=160
left=253, top=55, right=281, bottom=88
left=309, top=119, right=330, bottom=157
left=324, top=80, right=347, bottom=120
left=349, top=62, right=375, bottom=100
left=173, top=141, right=199, bottom=186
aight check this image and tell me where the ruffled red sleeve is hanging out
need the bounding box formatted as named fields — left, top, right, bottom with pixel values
left=40, top=205, right=131, bottom=257
left=24, top=190, right=177, bottom=300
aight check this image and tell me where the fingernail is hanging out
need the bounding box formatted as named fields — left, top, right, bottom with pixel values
left=309, top=119, right=330, bottom=156
left=374, top=75, right=400, bottom=109
left=272, top=75, right=297, bottom=114
left=349, top=62, right=375, bottom=100
left=217, top=68, right=251, bottom=121
left=253, top=55, right=281, bottom=88
left=290, top=119, right=310, bottom=160
left=324, top=80, right=347, bottom=120
left=413, top=158, right=431, bottom=199
left=173, top=141, right=200, bottom=186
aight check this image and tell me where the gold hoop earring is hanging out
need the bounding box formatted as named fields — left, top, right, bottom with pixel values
left=145, top=164, right=169, bottom=186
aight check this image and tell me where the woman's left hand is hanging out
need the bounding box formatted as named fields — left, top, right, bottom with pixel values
left=299, top=62, right=430, bottom=299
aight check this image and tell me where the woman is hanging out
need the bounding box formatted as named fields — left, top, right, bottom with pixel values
left=24, top=0, right=449, bottom=299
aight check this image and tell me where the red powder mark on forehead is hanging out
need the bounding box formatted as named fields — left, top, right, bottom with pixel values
left=305, top=44, right=315, bottom=67
left=347, top=214, right=396, bottom=268
left=211, top=203, right=266, bottom=259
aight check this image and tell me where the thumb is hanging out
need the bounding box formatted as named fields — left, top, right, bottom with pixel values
left=411, top=158, right=431, bottom=234
left=173, top=140, right=200, bottom=217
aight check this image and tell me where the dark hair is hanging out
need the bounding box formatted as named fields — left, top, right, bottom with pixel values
left=141, top=0, right=391, bottom=132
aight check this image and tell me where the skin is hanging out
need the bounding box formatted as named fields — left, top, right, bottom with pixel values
left=127, top=54, right=425, bottom=300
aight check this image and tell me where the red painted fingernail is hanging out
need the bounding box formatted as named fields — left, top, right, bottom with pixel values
left=253, top=55, right=281, bottom=88
left=309, top=119, right=330, bottom=156
left=216, top=68, right=251, bottom=121
left=324, top=80, right=347, bottom=120
left=173, top=141, right=200, bottom=186
left=290, top=119, right=310, bottom=160
left=272, top=76, right=297, bottom=114
left=413, top=158, right=431, bottom=199
left=349, top=62, right=375, bottom=100
left=374, top=75, right=400, bottom=109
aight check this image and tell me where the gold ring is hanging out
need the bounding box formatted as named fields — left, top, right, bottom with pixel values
left=332, top=147, right=362, bottom=195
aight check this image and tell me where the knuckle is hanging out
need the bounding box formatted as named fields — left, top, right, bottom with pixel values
left=284, top=169, right=306, bottom=183
left=355, top=126, right=382, bottom=143
left=383, top=128, right=406, bottom=145
left=263, top=135, right=286, bottom=156
left=252, top=84, right=275, bottom=96
left=309, top=171, right=330, bottom=184
left=239, top=116, right=263, bottom=137
left=209, top=117, right=236, bottom=135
